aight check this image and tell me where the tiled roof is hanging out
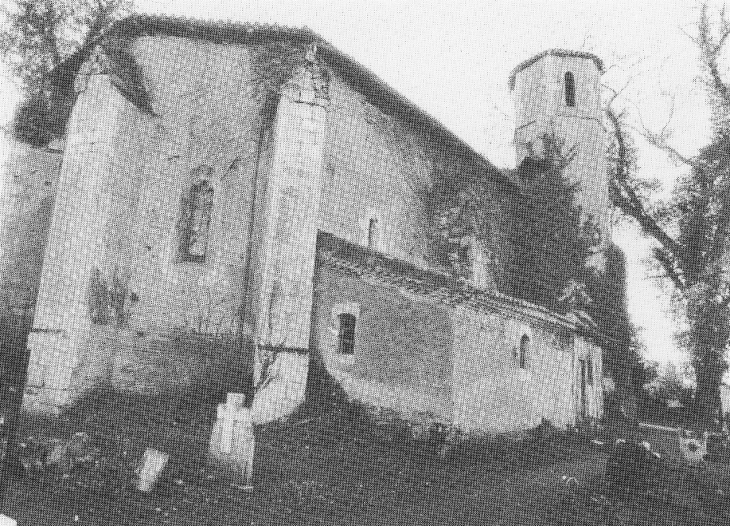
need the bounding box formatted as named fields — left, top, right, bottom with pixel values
left=508, top=49, right=604, bottom=90
left=52, top=14, right=518, bottom=188
left=316, top=231, right=594, bottom=334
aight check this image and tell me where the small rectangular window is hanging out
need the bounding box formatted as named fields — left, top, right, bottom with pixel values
left=338, top=313, right=356, bottom=355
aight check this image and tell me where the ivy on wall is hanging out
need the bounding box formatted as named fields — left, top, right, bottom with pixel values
left=422, top=132, right=597, bottom=313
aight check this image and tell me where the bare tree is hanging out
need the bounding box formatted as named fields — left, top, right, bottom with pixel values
left=0, top=0, right=132, bottom=143
left=607, top=3, right=730, bottom=431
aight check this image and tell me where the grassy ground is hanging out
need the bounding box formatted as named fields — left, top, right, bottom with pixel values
left=1, top=388, right=729, bottom=526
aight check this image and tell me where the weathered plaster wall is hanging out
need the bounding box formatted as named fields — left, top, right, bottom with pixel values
left=313, top=255, right=603, bottom=433
left=0, top=139, right=62, bottom=308
left=118, top=35, right=264, bottom=336
left=320, top=72, right=511, bottom=288
left=451, top=307, right=577, bottom=433
left=320, top=73, right=431, bottom=265
left=313, top=264, right=455, bottom=421
left=25, top=36, right=269, bottom=410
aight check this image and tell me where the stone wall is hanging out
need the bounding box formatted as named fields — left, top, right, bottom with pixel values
left=24, top=36, right=266, bottom=411
left=0, top=138, right=62, bottom=308
left=319, top=72, right=512, bottom=285
left=313, top=244, right=603, bottom=434
left=313, top=264, right=455, bottom=421
left=451, top=306, right=577, bottom=433
left=116, top=36, right=264, bottom=336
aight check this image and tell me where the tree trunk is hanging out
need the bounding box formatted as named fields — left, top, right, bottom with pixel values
left=694, top=358, right=723, bottom=432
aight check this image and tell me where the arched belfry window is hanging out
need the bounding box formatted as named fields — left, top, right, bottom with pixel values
left=564, top=72, right=576, bottom=107
left=180, top=166, right=214, bottom=262
left=519, top=334, right=530, bottom=369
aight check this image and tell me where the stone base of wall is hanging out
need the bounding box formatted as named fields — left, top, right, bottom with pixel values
left=24, top=327, right=252, bottom=414
left=251, top=351, right=309, bottom=424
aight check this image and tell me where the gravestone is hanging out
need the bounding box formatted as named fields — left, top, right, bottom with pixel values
left=209, top=393, right=254, bottom=488
left=135, top=448, right=169, bottom=492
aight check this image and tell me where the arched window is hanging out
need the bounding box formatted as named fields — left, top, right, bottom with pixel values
left=338, top=313, right=356, bottom=355
left=368, top=217, right=379, bottom=249
left=564, top=72, right=576, bottom=107
left=180, top=174, right=214, bottom=262
left=519, top=334, right=530, bottom=369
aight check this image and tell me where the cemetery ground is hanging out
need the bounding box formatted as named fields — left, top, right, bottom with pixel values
left=1, top=386, right=729, bottom=526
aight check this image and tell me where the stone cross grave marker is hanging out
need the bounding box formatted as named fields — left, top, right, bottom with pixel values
left=209, top=393, right=254, bottom=488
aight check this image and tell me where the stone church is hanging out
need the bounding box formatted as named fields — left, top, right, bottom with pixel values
left=0, top=15, right=608, bottom=434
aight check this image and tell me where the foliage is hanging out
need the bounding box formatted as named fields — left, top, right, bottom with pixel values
left=606, top=4, right=730, bottom=431
left=585, top=243, right=642, bottom=389
left=0, top=0, right=132, bottom=144
left=87, top=266, right=134, bottom=326
left=422, top=131, right=596, bottom=313
left=249, top=40, right=310, bottom=126
left=506, top=133, right=598, bottom=312
left=422, top=150, right=507, bottom=282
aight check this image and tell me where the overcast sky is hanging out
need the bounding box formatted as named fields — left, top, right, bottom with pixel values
left=1, top=0, right=724, bottom=367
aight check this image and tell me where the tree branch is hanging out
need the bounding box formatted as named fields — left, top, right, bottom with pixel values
left=606, top=107, right=686, bottom=290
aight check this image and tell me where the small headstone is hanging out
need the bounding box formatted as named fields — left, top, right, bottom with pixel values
left=0, top=514, right=17, bottom=526
left=136, top=448, right=169, bottom=493
left=209, top=393, right=255, bottom=488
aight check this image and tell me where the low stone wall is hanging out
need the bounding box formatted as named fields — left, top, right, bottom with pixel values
left=26, top=326, right=251, bottom=412
left=108, top=329, right=249, bottom=400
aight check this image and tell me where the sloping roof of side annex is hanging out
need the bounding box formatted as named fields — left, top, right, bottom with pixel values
left=51, top=14, right=520, bottom=188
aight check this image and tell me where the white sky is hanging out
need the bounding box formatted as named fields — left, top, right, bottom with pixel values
left=0, top=0, right=725, bottom=367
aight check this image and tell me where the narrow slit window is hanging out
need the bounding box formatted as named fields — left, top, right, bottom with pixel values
left=368, top=218, right=378, bottom=249
left=564, top=72, right=576, bottom=107
left=338, top=313, right=356, bottom=355
left=519, top=334, right=530, bottom=369
left=587, top=357, right=594, bottom=385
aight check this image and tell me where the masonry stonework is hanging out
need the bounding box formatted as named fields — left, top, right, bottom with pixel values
left=313, top=239, right=603, bottom=433
left=512, top=52, right=610, bottom=252
left=313, top=264, right=455, bottom=421
left=0, top=139, right=62, bottom=309
left=7, top=16, right=606, bottom=430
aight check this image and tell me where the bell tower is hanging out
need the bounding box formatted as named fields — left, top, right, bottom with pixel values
left=510, top=50, right=610, bottom=252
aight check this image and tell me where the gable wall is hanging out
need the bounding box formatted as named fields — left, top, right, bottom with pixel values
left=115, top=35, right=264, bottom=337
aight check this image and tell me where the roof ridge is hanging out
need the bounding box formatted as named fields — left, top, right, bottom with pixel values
left=107, top=14, right=517, bottom=188
left=316, top=232, right=582, bottom=329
